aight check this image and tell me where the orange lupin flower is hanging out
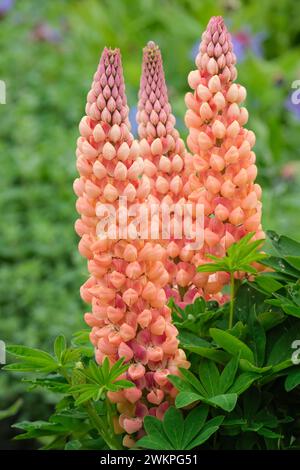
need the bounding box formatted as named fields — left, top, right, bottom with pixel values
left=74, top=47, right=189, bottom=446
left=137, top=41, right=203, bottom=304
left=185, top=16, right=264, bottom=293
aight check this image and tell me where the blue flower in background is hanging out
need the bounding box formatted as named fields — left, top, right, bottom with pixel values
left=0, top=0, right=14, bottom=17
left=32, top=23, right=62, bottom=43
left=129, top=106, right=138, bottom=137
left=190, top=41, right=199, bottom=61
left=190, top=26, right=266, bottom=62
left=231, top=29, right=266, bottom=62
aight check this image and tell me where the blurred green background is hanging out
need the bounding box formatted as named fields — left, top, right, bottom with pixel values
left=0, top=0, right=300, bottom=449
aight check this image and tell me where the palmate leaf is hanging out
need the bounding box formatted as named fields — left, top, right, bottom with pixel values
left=69, top=357, right=133, bottom=403
left=4, top=345, right=59, bottom=373
left=169, top=362, right=239, bottom=412
left=137, top=406, right=223, bottom=450
left=186, top=416, right=224, bottom=449
left=197, top=232, right=266, bottom=275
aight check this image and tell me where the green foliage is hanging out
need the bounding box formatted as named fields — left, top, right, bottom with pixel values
left=0, top=0, right=299, bottom=449
left=169, top=356, right=259, bottom=412
left=4, top=333, right=132, bottom=450
left=137, top=406, right=224, bottom=450
left=3, top=231, right=300, bottom=450
left=70, top=358, right=134, bottom=405
left=0, top=399, right=23, bottom=421
left=197, top=233, right=267, bottom=275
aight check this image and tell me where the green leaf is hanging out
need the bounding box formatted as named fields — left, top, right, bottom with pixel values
left=178, top=331, right=211, bottom=350
left=163, top=407, right=184, bottom=449
left=285, top=368, right=300, bottom=391
left=175, top=391, right=201, bottom=408
left=137, top=436, right=173, bottom=450
left=23, top=377, right=69, bottom=393
left=5, top=345, right=58, bottom=373
left=262, top=257, right=299, bottom=278
left=267, top=231, right=300, bottom=257
left=219, top=355, right=240, bottom=393
left=257, top=428, right=283, bottom=439
left=266, top=318, right=300, bottom=365
left=228, top=372, right=260, bottom=394
left=198, top=359, right=220, bottom=396
left=181, top=406, right=209, bottom=449
left=285, top=256, right=300, bottom=270
left=239, top=359, right=272, bottom=374
left=179, top=368, right=207, bottom=396
left=185, top=347, right=230, bottom=364
left=167, top=374, right=193, bottom=393
left=7, top=345, right=56, bottom=362
left=210, top=328, right=255, bottom=363
left=0, top=399, right=23, bottom=420
left=54, top=335, right=67, bottom=362
left=109, top=379, right=134, bottom=390
left=65, top=440, right=82, bottom=450
left=142, top=416, right=173, bottom=449
left=206, top=393, right=237, bottom=412
left=186, top=416, right=224, bottom=450
left=248, top=313, right=266, bottom=367
left=255, top=276, right=283, bottom=294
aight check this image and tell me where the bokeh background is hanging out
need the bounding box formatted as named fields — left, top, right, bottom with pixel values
left=0, top=0, right=300, bottom=449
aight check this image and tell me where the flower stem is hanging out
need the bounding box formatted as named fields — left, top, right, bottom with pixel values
left=228, top=272, right=235, bottom=329
left=86, top=401, right=121, bottom=450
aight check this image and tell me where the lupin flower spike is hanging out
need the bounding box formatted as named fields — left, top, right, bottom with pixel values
left=74, top=47, right=189, bottom=447
left=137, top=41, right=204, bottom=305
left=185, top=16, right=265, bottom=294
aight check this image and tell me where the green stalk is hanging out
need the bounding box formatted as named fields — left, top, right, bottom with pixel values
left=228, top=272, right=235, bottom=329
left=86, top=401, right=121, bottom=450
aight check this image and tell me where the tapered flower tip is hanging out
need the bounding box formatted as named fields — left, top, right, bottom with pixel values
left=86, top=47, right=130, bottom=127
left=196, top=16, right=237, bottom=82
left=137, top=41, right=174, bottom=140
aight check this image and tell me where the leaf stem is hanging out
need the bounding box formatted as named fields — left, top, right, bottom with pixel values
left=229, top=272, right=235, bottom=329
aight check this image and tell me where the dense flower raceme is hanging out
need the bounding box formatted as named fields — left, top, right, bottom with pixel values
left=74, top=48, right=189, bottom=446
left=137, top=41, right=206, bottom=306
left=185, top=16, right=265, bottom=289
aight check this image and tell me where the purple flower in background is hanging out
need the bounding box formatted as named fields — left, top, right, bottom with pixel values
left=285, top=95, right=300, bottom=121
left=231, top=29, right=266, bottom=62
left=32, top=23, right=62, bottom=44
left=129, top=106, right=138, bottom=137
left=0, top=0, right=14, bottom=17
left=190, top=41, right=199, bottom=61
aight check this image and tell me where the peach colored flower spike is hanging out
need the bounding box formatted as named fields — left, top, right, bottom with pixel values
left=74, top=47, right=189, bottom=448
left=137, top=41, right=200, bottom=305
left=185, top=16, right=264, bottom=290
left=137, top=41, right=179, bottom=142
